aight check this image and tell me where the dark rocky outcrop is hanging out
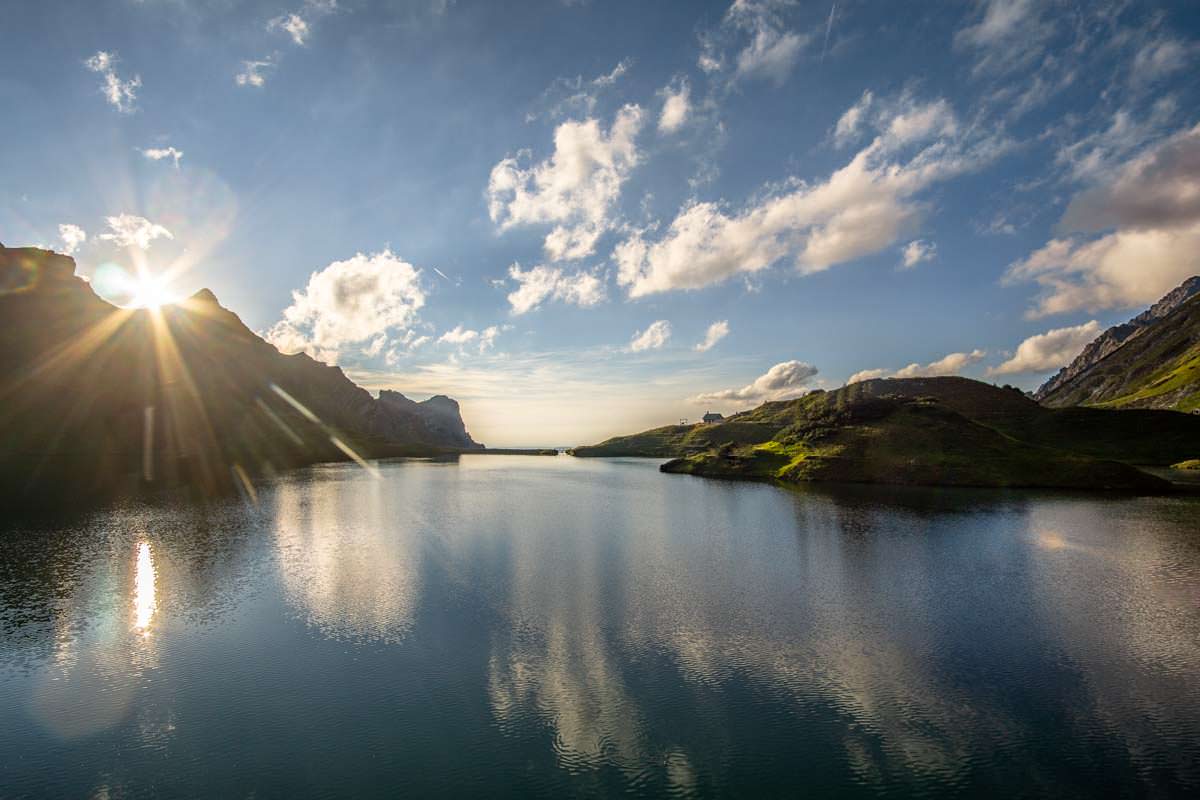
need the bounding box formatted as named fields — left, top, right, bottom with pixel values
left=0, top=245, right=480, bottom=505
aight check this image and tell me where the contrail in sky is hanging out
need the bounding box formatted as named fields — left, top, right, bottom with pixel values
left=433, top=267, right=452, bottom=283
left=820, top=3, right=837, bottom=64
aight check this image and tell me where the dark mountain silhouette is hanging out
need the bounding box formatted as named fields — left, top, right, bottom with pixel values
left=1036, top=276, right=1200, bottom=411
left=0, top=244, right=480, bottom=505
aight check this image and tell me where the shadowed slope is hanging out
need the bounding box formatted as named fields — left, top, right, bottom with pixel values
left=573, top=377, right=1196, bottom=491
left=0, top=245, right=480, bottom=504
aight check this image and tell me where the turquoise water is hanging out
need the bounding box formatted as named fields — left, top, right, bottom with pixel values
left=2, top=455, right=1199, bottom=797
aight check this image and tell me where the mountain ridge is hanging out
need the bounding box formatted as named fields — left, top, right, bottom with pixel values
left=1036, top=276, right=1200, bottom=410
left=0, top=244, right=481, bottom=504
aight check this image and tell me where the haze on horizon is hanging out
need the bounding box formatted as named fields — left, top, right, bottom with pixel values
left=2, top=0, right=1198, bottom=447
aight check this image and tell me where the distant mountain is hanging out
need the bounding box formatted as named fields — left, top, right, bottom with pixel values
left=572, top=377, right=1200, bottom=491
left=1036, top=276, right=1200, bottom=411
left=0, top=244, right=480, bottom=504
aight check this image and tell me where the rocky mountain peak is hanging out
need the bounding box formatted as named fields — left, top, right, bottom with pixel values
left=1035, top=275, right=1200, bottom=400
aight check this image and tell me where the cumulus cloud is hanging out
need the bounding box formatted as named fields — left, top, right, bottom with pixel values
left=694, top=320, right=730, bottom=352
left=98, top=214, right=174, bottom=250
left=140, top=146, right=183, bottom=167
left=265, top=250, right=426, bottom=363
left=616, top=93, right=1000, bottom=297
left=658, top=80, right=691, bottom=134
left=846, top=368, right=889, bottom=385
left=84, top=51, right=140, bottom=113
left=487, top=104, right=643, bottom=261
left=58, top=224, right=87, bottom=255
left=692, top=360, right=818, bottom=405
left=629, top=320, right=671, bottom=352
left=849, top=350, right=986, bottom=384
left=236, top=58, right=274, bottom=87
left=987, top=321, right=1101, bottom=376
left=894, top=349, right=986, bottom=378
left=478, top=324, right=509, bottom=353
left=438, top=325, right=478, bottom=345
left=1007, top=121, right=1200, bottom=317
left=900, top=239, right=936, bottom=269
left=489, top=105, right=644, bottom=261
left=505, top=263, right=606, bottom=315
left=436, top=324, right=509, bottom=354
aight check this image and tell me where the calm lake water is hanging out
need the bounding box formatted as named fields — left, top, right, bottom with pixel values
left=2, top=455, right=1199, bottom=798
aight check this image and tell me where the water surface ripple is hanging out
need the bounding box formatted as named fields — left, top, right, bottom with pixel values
left=2, top=455, right=1198, bottom=797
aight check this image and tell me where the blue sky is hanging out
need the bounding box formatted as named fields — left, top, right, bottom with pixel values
left=3, top=0, right=1199, bottom=446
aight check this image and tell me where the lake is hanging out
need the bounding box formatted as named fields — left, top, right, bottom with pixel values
left=2, top=455, right=1199, bottom=797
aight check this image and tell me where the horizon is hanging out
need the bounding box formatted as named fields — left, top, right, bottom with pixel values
left=3, top=0, right=1199, bottom=446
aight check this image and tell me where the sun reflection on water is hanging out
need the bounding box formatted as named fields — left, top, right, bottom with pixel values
left=133, top=542, right=157, bottom=635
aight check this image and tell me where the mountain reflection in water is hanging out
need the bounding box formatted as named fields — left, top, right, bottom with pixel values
left=1, top=455, right=1198, bottom=797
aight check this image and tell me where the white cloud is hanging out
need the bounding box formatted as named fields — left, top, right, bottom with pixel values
left=384, top=329, right=432, bottom=365
left=954, top=0, right=1053, bottom=77
left=269, top=13, right=310, bottom=45
left=265, top=249, right=426, bottom=363
left=616, top=94, right=1000, bottom=297
left=987, top=321, right=1101, bottom=376
left=478, top=324, right=510, bottom=353
left=658, top=80, right=691, bottom=134
left=900, top=239, right=936, bottom=269
left=846, top=368, right=888, bottom=385
left=848, top=350, right=986, bottom=383
left=489, top=104, right=644, bottom=260
left=98, top=214, right=174, bottom=250
left=1131, top=38, right=1193, bottom=85
left=268, top=1, right=339, bottom=46
left=505, top=263, right=606, bottom=315
left=702, top=0, right=810, bottom=86
left=528, top=58, right=633, bottom=122
left=236, top=58, right=274, bottom=88
left=438, top=325, right=478, bottom=345
left=1054, top=98, right=1178, bottom=184
left=629, top=320, right=671, bottom=352
left=1008, top=121, right=1200, bottom=317
left=833, top=90, right=872, bottom=148
left=893, top=349, right=986, bottom=378
left=140, top=146, right=183, bottom=167
left=58, top=224, right=87, bottom=255
left=694, top=320, right=730, bottom=353
left=84, top=51, right=140, bottom=113
left=691, top=360, right=818, bottom=405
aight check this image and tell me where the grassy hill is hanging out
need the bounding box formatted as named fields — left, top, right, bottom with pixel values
left=573, top=377, right=1200, bottom=491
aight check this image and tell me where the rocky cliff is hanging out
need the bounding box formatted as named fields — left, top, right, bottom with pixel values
left=1036, top=276, right=1200, bottom=404
left=1035, top=276, right=1200, bottom=411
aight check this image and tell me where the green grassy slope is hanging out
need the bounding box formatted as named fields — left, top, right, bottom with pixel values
left=574, top=377, right=1197, bottom=491
left=1041, top=291, right=1200, bottom=412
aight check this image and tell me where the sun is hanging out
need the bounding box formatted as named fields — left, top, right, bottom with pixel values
left=128, top=273, right=177, bottom=310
